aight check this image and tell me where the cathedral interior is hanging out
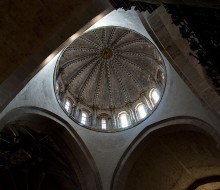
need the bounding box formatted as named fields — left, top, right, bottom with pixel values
left=0, top=0, right=220, bottom=190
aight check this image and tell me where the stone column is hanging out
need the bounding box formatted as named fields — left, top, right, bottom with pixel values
left=111, top=109, right=118, bottom=129
left=143, top=94, right=153, bottom=110
left=59, top=91, right=66, bottom=104
left=74, top=101, right=80, bottom=120
left=107, top=117, right=112, bottom=130
left=92, top=108, right=97, bottom=128
left=128, top=104, right=137, bottom=124
left=70, top=105, right=76, bottom=119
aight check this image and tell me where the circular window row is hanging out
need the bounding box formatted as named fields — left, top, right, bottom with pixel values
left=56, top=84, right=161, bottom=131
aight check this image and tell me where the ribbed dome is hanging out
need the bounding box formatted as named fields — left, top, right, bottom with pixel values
left=57, top=26, right=165, bottom=110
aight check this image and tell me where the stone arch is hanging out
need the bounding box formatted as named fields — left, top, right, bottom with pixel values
left=0, top=106, right=102, bottom=190
left=111, top=116, right=220, bottom=190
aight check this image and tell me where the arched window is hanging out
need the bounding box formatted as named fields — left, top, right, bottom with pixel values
left=136, top=103, right=147, bottom=120
left=81, top=111, right=88, bottom=125
left=55, top=82, right=59, bottom=92
left=101, top=118, right=107, bottom=129
left=118, top=112, right=130, bottom=128
left=64, top=98, right=71, bottom=112
left=149, top=88, right=160, bottom=107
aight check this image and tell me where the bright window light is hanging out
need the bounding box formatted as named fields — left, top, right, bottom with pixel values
left=81, top=112, right=87, bottom=124
left=152, top=89, right=160, bottom=105
left=137, top=104, right=147, bottom=119
left=119, top=113, right=129, bottom=128
left=65, top=99, right=71, bottom=112
left=55, top=82, right=59, bottom=91
left=101, top=118, right=107, bottom=129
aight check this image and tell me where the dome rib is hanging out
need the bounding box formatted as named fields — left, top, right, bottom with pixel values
left=106, top=60, right=114, bottom=108
left=66, top=56, right=99, bottom=89
left=118, top=50, right=156, bottom=61
left=114, top=39, right=147, bottom=50
left=92, top=62, right=105, bottom=107
left=115, top=57, right=143, bottom=91
left=111, top=30, right=132, bottom=47
left=116, top=55, right=153, bottom=81
left=77, top=59, right=102, bottom=100
left=65, top=46, right=98, bottom=53
left=60, top=53, right=97, bottom=70
left=102, top=28, right=108, bottom=47
left=107, top=27, right=116, bottom=45
left=92, top=30, right=104, bottom=48
left=111, top=60, right=129, bottom=104
left=79, top=35, right=100, bottom=49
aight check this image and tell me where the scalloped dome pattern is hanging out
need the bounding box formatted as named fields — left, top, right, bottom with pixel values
left=57, top=26, right=165, bottom=110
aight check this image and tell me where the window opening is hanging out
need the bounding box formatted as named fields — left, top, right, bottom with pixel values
left=101, top=118, right=107, bottom=129
left=55, top=82, right=59, bottom=91
left=152, top=89, right=160, bottom=104
left=65, top=99, right=71, bottom=112
left=119, top=112, right=130, bottom=128
left=81, top=112, right=87, bottom=125
left=150, top=88, right=160, bottom=107
left=136, top=103, right=147, bottom=120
